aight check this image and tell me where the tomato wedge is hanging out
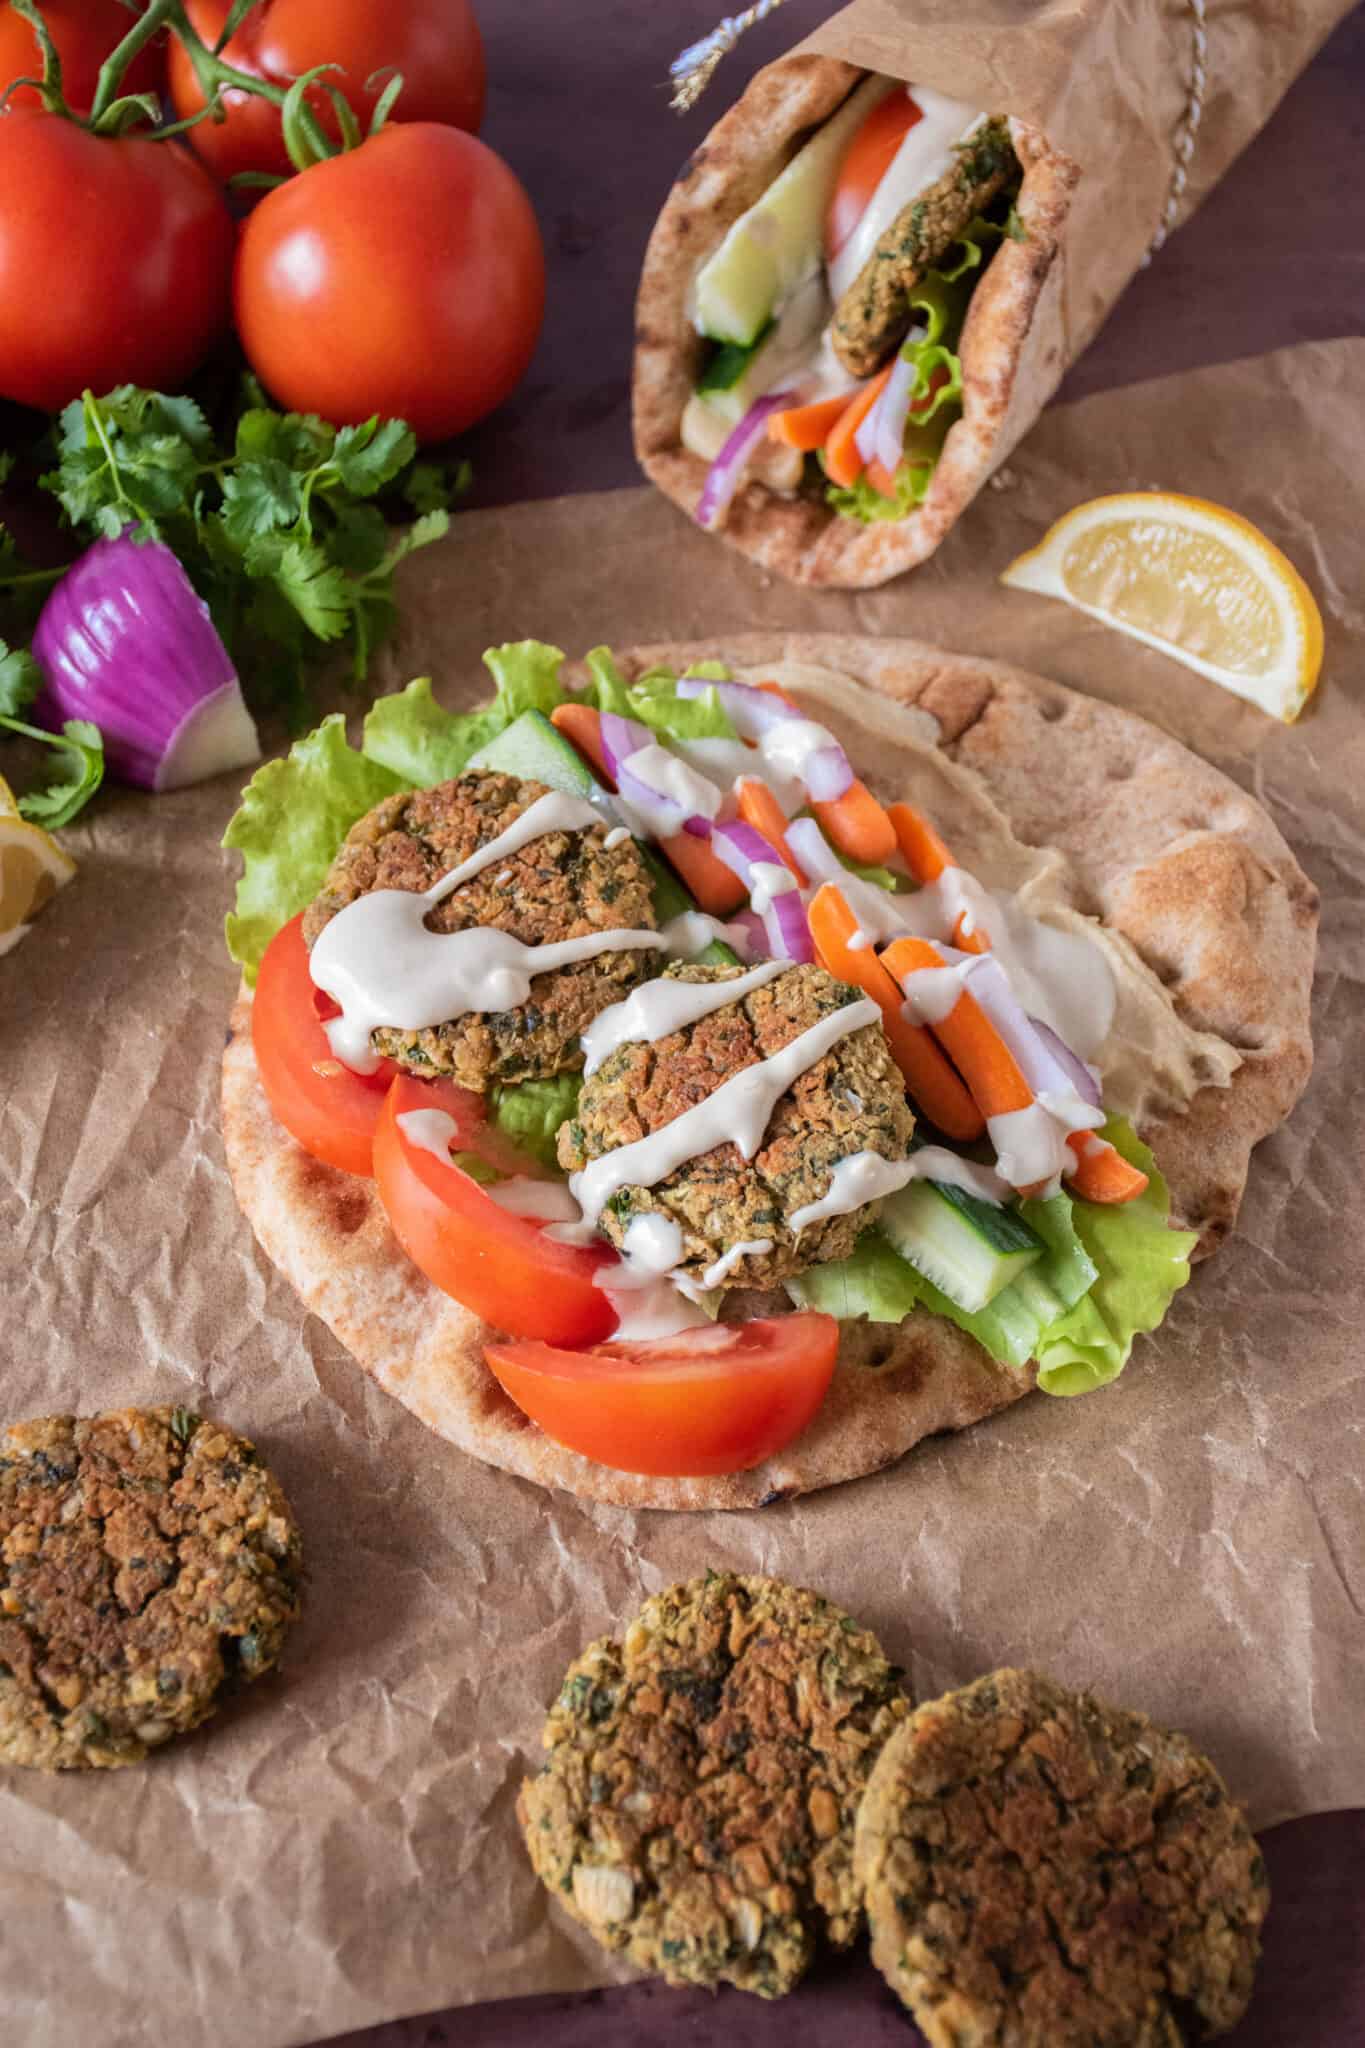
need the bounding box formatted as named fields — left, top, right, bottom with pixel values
left=484, top=1315, right=839, bottom=1477
left=825, top=89, right=923, bottom=261
left=374, top=1074, right=618, bottom=1346
left=251, top=913, right=396, bottom=1176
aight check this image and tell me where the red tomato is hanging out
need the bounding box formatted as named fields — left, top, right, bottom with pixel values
left=234, top=122, right=544, bottom=442
left=251, top=913, right=397, bottom=1176
left=168, top=0, right=485, bottom=184
left=0, top=0, right=163, bottom=116
left=0, top=112, right=233, bottom=413
left=374, top=1074, right=617, bottom=1346
left=825, top=88, right=923, bottom=261
left=484, top=1315, right=840, bottom=1477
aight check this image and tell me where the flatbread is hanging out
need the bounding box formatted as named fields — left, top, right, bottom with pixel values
left=221, top=635, right=1317, bottom=1512
left=632, top=54, right=1080, bottom=589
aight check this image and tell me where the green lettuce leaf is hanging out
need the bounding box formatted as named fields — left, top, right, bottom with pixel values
left=827, top=218, right=1002, bottom=527
left=582, top=647, right=736, bottom=742
left=789, top=1120, right=1195, bottom=1393
left=363, top=643, right=568, bottom=783
left=488, top=1074, right=581, bottom=1172
left=223, top=715, right=405, bottom=982
left=1033, top=1121, right=1197, bottom=1396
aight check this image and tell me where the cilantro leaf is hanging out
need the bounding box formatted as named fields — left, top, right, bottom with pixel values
left=0, top=714, right=104, bottom=827
left=0, top=639, right=43, bottom=716
left=219, top=458, right=305, bottom=546
left=332, top=417, right=416, bottom=495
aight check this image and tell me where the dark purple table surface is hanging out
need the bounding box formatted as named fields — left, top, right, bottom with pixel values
left=329, top=2, right=1365, bottom=2040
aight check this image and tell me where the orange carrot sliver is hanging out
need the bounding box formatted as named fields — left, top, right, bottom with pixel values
left=736, top=777, right=805, bottom=881
left=550, top=704, right=745, bottom=915
left=864, top=456, right=900, bottom=498
left=767, top=394, right=851, bottom=452
left=807, top=885, right=983, bottom=1142
left=887, top=800, right=989, bottom=954
left=812, top=779, right=897, bottom=866
left=823, top=365, right=893, bottom=488
left=1065, top=1134, right=1149, bottom=1205
left=882, top=937, right=1032, bottom=1121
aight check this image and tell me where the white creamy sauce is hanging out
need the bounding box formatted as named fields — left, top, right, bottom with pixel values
left=787, top=1144, right=1006, bottom=1235
left=603, top=825, right=632, bottom=850
left=308, top=790, right=662, bottom=1074
left=987, top=1092, right=1104, bottom=1192
left=658, top=909, right=759, bottom=962
left=897, top=961, right=973, bottom=1025
left=756, top=717, right=840, bottom=793
left=570, top=997, right=881, bottom=1228
left=602, top=1213, right=712, bottom=1339
left=619, top=743, right=722, bottom=839
left=749, top=861, right=797, bottom=915
left=394, top=1108, right=459, bottom=1165
left=485, top=1178, right=584, bottom=1222
left=827, top=88, right=987, bottom=301
left=847, top=930, right=871, bottom=952
left=674, top=736, right=760, bottom=792
left=698, top=1238, right=774, bottom=1290
left=581, top=960, right=785, bottom=1076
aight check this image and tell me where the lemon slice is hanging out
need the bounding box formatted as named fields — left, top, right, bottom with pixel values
left=1001, top=492, right=1324, bottom=721
left=0, top=791, right=77, bottom=955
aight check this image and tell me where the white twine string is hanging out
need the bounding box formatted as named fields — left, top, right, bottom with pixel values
left=1143, top=0, right=1208, bottom=260
left=669, top=0, right=791, bottom=112
left=668, top=0, right=1209, bottom=264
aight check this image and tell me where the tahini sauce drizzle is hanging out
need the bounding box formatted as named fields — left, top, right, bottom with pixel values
left=580, top=960, right=785, bottom=1076
left=309, top=792, right=662, bottom=1074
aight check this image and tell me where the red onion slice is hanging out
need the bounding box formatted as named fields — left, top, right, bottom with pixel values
left=1028, top=1016, right=1103, bottom=1109
left=712, top=817, right=813, bottom=961
left=695, top=389, right=797, bottom=531
left=676, top=677, right=854, bottom=805
left=600, top=709, right=717, bottom=838
left=962, top=954, right=1096, bottom=1110
left=871, top=352, right=918, bottom=476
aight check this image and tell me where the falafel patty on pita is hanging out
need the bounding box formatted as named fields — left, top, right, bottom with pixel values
left=220, top=634, right=1316, bottom=1513
left=633, top=55, right=1079, bottom=587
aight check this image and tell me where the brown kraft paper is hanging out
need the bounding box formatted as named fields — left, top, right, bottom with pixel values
left=2, top=339, right=1363, bottom=2044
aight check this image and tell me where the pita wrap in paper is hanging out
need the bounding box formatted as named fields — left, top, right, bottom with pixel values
left=2, top=342, right=1362, bottom=2048
left=633, top=0, right=1352, bottom=583
left=220, top=634, right=1314, bottom=1512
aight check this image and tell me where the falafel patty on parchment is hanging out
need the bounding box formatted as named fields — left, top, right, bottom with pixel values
left=559, top=961, right=917, bottom=1292
left=304, top=770, right=658, bottom=1089
left=0, top=1407, right=302, bottom=1772
left=854, top=1668, right=1269, bottom=2046
left=519, top=1572, right=909, bottom=1996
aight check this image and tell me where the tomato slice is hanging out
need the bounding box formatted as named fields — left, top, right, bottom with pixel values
left=251, top=913, right=396, bottom=1177
left=373, top=1074, right=619, bottom=1346
left=484, top=1315, right=839, bottom=1477
left=825, top=89, right=923, bottom=262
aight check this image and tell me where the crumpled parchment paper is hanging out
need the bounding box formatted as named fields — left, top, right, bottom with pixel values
left=2, top=340, right=1362, bottom=2047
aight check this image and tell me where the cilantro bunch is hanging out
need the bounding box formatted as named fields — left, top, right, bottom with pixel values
left=17, top=384, right=468, bottom=733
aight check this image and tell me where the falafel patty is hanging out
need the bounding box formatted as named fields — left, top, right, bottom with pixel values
left=830, top=117, right=1019, bottom=378
left=854, top=1668, right=1269, bottom=2047
left=558, top=962, right=916, bottom=1290
left=0, top=1406, right=302, bottom=1772
left=519, top=1572, right=909, bottom=1997
left=303, top=771, right=658, bottom=1089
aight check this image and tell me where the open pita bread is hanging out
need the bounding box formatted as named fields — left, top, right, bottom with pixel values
left=221, top=635, right=1317, bottom=1512
left=633, top=54, right=1079, bottom=589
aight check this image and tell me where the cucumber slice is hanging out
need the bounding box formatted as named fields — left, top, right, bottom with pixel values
left=880, top=1178, right=1045, bottom=1313
left=691, top=73, right=892, bottom=346
left=470, top=715, right=739, bottom=965
left=467, top=708, right=599, bottom=798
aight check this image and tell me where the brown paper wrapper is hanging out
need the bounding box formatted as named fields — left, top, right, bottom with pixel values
left=790, top=0, right=1354, bottom=368
left=4, top=339, right=1363, bottom=2043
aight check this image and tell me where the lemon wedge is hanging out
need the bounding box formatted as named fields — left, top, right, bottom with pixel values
left=0, top=778, right=77, bottom=955
left=1001, top=492, right=1324, bottom=721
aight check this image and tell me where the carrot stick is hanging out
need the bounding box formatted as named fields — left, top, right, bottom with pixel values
left=864, top=457, right=900, bottom=498
left=823, top=365, right=893, bottom=488
left=1064, top=1134, right=1149, bottom=1205
left=807, top=884, right=983, bottom=1141
left=881, top=937, right=1032, bottom=1120
left=812, top=780, right=898, bottom=866
left=736, top=777, right=805, bottom=881
left=767, top=393, right=852, bottom=451
left=887, top=801, right=989, bottom=955
left=550, top=703, right=746, bottom=916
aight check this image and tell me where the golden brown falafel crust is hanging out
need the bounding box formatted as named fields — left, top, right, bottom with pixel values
left=830, top=118, right=1018, bottom=378
left=854, top=1668, right=1269, bottom=2047
left=558, top=963, right=916, bottom=1290
left=303, top=771, right=658, bottom=1088
left=0, top=1407, right=302, bottom=1772
left=519, top=1573, right=909, bottom=1996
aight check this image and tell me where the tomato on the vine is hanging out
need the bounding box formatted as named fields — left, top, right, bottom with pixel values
left=167, top=0, right=485, bottom=184
left=0, top=111, right=234, bottom=413
left=234, top=121, right=544, bottom=443
left=0, top=0, right=163, bottom=117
